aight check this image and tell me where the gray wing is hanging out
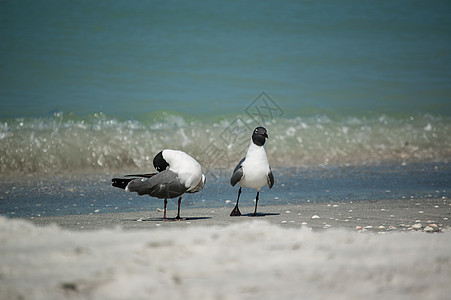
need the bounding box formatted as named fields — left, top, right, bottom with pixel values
left=230, top=157, right=245, bottom=186
left=126, top=170, right=188, bottom=199
left=267, top=168, right=274, bottom=189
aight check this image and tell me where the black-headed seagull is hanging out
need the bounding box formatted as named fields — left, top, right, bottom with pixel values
left=112, top=149, right=206, bottom=220
left=230, top=126, right=274, bottom=216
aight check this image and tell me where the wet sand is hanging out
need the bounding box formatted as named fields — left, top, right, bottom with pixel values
left=28, top=197, right=450, bottom=233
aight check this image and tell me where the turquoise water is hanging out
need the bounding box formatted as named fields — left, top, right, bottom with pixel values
left=1, top=0, right=450, bottom=118
left=1, top=0, right=451, bottom=175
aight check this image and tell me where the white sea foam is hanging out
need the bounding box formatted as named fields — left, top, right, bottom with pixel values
left=0, top=113, right=450, bottom=175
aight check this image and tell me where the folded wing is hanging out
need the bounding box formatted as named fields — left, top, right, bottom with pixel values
left=121, top=170, right=188, bottom=199
left=267, top=169, right=274, bottom=189
left=230, top=157, right=245, bottom=186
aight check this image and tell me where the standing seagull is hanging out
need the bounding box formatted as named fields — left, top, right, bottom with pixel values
left=230, top=126, right=274, bottom=216
left=112, top=149, right=206, bottom=221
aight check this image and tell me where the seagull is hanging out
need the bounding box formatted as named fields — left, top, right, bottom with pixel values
left=112, top=149, right=206, bottom=221
left=230, top=126, right=274, bottom=216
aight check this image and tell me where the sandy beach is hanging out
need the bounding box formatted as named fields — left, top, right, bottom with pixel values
left=26, top=197, right=450, bottom=232
left=2, top=197, right=450, bottom=300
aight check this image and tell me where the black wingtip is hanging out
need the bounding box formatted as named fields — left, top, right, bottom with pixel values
left=111, top=178, right=133, bottom=189
left=125, top=173, right=156, bottom=178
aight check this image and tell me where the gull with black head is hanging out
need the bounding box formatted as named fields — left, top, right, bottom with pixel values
left=112, top=149, right=206, bottom=221
left=230, top=126, right=274, bottom=216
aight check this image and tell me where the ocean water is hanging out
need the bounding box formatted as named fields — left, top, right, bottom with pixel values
left=1, top=1, right=451, bottom=216
left=1, top=0, right=451, bottom=174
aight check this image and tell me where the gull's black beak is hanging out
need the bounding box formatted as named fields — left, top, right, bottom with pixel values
left=264, top=132, right=268, bottom=139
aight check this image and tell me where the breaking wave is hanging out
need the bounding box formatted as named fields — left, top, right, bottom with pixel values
left=1, top=112, right=450, bottom=175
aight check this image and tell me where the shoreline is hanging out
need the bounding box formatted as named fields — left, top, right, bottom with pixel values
left=25, top=197, right=450, bottom=233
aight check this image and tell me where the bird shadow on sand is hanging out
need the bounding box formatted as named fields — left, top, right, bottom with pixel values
left=124, top=216, right=212, bottom=222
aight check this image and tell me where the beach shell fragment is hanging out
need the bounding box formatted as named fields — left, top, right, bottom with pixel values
left=424, top=226, right=434, bottom=232
left=411, top=223, right=423, bottom=229
left=423, top=225, right=440, bottom=233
